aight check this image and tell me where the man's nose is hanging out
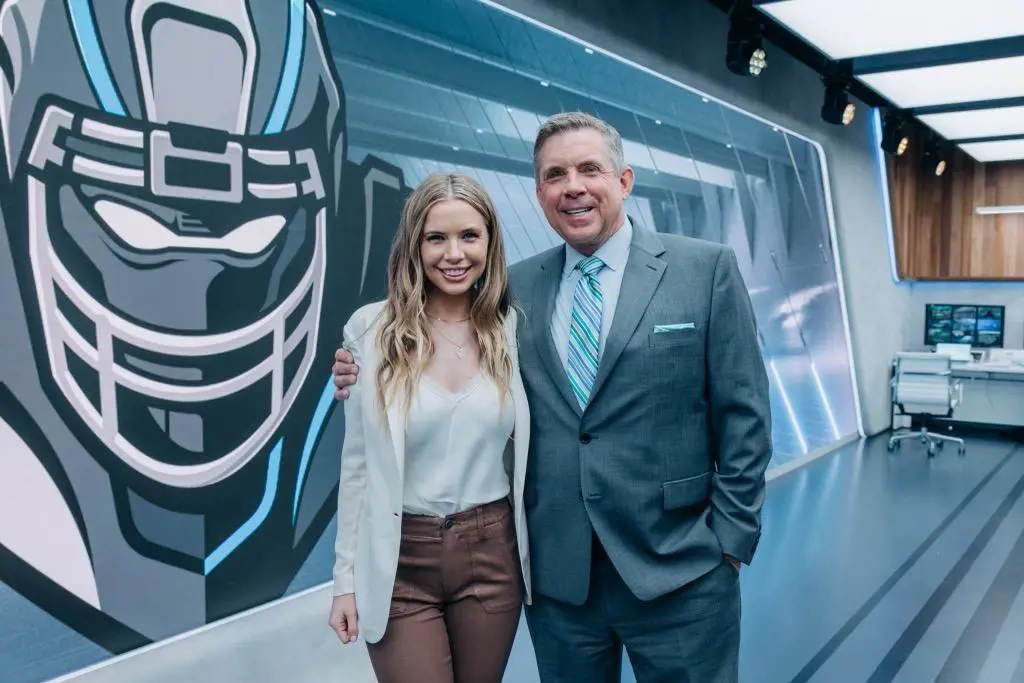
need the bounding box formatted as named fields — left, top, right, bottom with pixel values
left=563, top=170, right=586, bottom=195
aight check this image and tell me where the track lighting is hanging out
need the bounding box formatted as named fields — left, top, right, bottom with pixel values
left=726, top=2, right=767, bottom=77
left=821, top=78, right=855, bottom=126
left=922, top=137, right=948, bottom=177
left=880, top=112, right=910, bottom=156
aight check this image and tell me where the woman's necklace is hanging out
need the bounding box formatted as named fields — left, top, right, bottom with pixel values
left=426, top=313, right=470, bottom=324
left=429, top=319, right=471, bottom=359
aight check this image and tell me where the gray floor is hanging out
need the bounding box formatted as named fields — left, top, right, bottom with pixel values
left=738, top=431, right=1024, bottom=683
left=501, top=431, right=1024, bottom=683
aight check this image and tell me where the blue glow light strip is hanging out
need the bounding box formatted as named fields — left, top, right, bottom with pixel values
left=810, top=361, right=841, bottom=440
left=769, top=359, right=808, bottom=454
left=66, top=0, right=127, bottom=115
left=871, top=108, right=903, bottom=284
left=292, top=376, right=336, bottom=523
left=263, top=0, right=305, bottom=134
left=205, top=438, right=283, bottom=574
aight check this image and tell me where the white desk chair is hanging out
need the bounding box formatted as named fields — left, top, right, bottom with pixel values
left=888, top=352, right=965, bottom=457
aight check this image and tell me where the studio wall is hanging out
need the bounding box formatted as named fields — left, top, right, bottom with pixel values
left=0, top=1, right=860, bottom=681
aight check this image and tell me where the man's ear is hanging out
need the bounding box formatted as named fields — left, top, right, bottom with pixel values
left=619, top=166, right=635, bottom=199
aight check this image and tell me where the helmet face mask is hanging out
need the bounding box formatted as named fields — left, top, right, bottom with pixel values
left=3, top=0, right=335, bottom=489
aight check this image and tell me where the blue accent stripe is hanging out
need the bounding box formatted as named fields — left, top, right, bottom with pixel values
left=292, top=375, right=336, bottom=523
left=204, top=438, right=284, bottom=574
left=263, top=0, right=305, bottom=134
left=66, top=0, right=126, bottom=115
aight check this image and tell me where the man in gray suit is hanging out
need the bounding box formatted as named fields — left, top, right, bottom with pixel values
left=332, top=112, right=772, bottom=682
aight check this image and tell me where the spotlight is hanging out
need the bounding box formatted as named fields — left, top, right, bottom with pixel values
left=821, top=78, right=855, bottom=126
left=922, top=138, right=948, bottom=177
left=726, top=3, right=767, bottom=77
left=880, top=112, right=910, bottom=156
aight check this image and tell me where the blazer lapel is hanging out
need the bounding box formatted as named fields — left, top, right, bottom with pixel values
left=533, top=248, right=583, bottom=418
left=588, top=226, right=666, bottom=404
left=507, top=313, right=531, bottom=504
left=386, top=400, right=406, bottom=479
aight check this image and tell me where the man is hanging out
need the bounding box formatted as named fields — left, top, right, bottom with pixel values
left=332, top=112, right=772, bottom=682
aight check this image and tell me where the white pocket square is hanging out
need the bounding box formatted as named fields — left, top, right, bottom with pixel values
left=654, top=322, right=695, bottom=333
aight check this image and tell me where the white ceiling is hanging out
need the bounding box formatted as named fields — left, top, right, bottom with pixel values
left=758, top=0, right=1024, bottom=162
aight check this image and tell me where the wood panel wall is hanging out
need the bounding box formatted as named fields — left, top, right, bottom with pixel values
left=886, top=125, right=1024, bottom=280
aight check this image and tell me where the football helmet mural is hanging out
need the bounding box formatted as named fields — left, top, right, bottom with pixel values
left=0, top=0, right=406, bottom=663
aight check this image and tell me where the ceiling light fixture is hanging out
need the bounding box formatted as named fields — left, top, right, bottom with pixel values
left=922, top=137, right=948, bottom=176
left=821, top=76, right=855, bottom=125
left=975, top=205, right=1024, bottom=215
left=880, top=111, right=910, bottom=156
left=726, top=1, right=767, bottom=77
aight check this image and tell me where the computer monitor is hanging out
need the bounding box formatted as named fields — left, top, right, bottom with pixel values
left=924, top=303, right=1005, bottom=348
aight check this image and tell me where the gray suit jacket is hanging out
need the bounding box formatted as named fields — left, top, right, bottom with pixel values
left=508, top=223, right=772, bottom=606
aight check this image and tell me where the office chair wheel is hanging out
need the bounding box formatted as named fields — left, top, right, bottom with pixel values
left=887, top=439, right=900, bottom=452
left=927, top=442, right=939, bottom=458
left=958, top=446, right=967, bottom=457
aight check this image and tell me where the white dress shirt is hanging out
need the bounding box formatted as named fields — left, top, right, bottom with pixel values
left=401, top=372, right=514, bottom=517
left=551, top=216, right=633, bottom=372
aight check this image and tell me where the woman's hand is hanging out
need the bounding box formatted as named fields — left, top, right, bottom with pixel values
left=328, top=593, right=359, bottom=644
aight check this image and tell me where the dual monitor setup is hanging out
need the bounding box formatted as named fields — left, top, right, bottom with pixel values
left=924, top=303, right=1005, bottom=349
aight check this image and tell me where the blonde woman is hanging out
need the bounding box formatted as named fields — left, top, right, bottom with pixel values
left=327, top=173, right=531, bottom=683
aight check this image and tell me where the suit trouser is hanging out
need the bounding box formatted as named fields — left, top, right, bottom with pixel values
left=525, top=535, right=741, bottom=683
left=366, top=497, right=523, bottom=683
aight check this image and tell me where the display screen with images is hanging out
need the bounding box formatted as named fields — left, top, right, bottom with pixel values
left=925, top=304, right=1005, bottom=348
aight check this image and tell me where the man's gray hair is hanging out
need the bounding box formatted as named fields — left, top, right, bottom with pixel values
left=532, top=111, right=626, bottom=179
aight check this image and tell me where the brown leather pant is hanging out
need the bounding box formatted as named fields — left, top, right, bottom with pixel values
left=366, top=497, right=523, bottom=683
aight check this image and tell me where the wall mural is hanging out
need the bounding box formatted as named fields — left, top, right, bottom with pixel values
left=0, top=0, right=862, bottom=680
left=0, top=0, right=406, bottom=679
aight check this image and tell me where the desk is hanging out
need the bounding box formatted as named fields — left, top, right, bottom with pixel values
left=947, top=361, right=1024, bottom=428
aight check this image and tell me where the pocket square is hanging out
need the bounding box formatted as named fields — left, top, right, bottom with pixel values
left=654, top=322, right=696, bottom=333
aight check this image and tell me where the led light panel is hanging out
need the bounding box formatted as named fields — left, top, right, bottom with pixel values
left=959, top=139, right=1024, bottom=163
left=760, top=0, right=1024, bottom=60
left=918, top=105, right=1024, bottom=141
left=858, top=56, right=1024, bottom=110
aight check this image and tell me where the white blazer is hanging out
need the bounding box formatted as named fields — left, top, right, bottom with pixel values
left=332, top=300, right=532, bottom=644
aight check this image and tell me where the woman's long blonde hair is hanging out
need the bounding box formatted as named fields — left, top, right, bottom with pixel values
left=374, top=172, right=512, bottom=416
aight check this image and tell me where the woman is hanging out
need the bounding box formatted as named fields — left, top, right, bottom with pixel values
left=328, top=172, right=531, bottom=683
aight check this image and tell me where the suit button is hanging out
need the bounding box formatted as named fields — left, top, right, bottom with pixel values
left=580, top=433, right=592, bottom=444
left=443, top=519, right=453, bottom=529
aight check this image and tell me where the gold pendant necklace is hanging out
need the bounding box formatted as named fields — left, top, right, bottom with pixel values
left=430, top=322, right=470, bottom=359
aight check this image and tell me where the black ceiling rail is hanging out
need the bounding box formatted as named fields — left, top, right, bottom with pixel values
left=703, top=0, right=891, bottom=110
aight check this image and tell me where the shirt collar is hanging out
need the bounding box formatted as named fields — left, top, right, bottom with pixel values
left=562, top=215, right=633, bottom=279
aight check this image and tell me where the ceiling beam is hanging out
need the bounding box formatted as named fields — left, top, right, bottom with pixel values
left=853, top=35, right=1024, bottom=75
left=951, top=133, right=1024, bottom=144
left=909, top=95, right=1024, bottom=116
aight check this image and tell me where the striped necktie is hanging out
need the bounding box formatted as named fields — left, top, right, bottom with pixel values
left=567, top=255, right=605, bottom=407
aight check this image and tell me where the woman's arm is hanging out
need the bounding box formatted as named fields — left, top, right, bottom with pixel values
left=332, top=312, right=369, bottom=596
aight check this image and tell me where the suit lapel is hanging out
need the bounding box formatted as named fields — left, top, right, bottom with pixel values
left=588, top=226, right=666, bottom=405
left=533, top=248, right=583, bottom=418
